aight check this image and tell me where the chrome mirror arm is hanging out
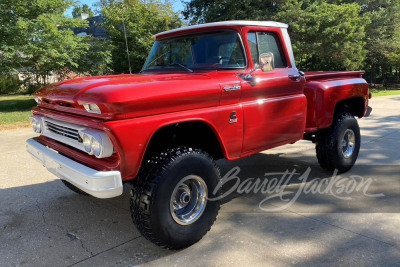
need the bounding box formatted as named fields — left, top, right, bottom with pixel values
left=243, top=68, right=259, bottom=81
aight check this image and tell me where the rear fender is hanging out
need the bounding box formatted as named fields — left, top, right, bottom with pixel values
left=304, top=78, right=369, bottom=131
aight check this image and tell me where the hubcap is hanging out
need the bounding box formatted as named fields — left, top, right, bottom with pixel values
left=342, top=129, right=356, bottom=159
left=170, top=175, right=208, bottom=225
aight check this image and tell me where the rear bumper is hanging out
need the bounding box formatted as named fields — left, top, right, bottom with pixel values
left=26, top=138, right=123, bottom=198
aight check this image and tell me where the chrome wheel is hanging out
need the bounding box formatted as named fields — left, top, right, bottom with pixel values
left=342, top=129, right=355, bottom=159
left=170, top=175, right=208, bottom=225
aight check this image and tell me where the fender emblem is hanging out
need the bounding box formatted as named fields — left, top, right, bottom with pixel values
left=229, top=111, right=238, bottom=124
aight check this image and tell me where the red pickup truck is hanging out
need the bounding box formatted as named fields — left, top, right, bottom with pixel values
left=27, top=21, right=371, bottom=249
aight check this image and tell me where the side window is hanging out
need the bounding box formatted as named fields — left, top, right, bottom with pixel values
left=248, top=33, right=259, bottom=68
left=257, top=32, right=287, bottom=68
left=247, top=32, right=287, bottom=69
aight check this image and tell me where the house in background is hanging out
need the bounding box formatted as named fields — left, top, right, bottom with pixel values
left=73, top=14, right=107, bottom=39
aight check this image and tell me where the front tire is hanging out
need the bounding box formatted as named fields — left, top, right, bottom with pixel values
left=61, top=180, right=89, bottom=195
left=316, top=114, right=361, bottom=172
left=130, top=147, right=220, bottom=249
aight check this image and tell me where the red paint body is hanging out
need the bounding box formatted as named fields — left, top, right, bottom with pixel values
left=32, top=24, right=370, bottom=182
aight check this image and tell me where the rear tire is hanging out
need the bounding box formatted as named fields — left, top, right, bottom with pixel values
left=130, top=147, right=221, bottom=249
left=315, top=114, right=361, bottom=173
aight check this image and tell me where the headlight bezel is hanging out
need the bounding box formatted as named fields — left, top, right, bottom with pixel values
left=30, top=116, right=43, bottom=134
left=79, top=129, right=113, bottom=158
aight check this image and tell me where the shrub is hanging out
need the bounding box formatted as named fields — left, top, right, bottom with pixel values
left=0, top=75, right=23, bottom=95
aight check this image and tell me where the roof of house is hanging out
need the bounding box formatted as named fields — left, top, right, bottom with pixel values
left=73, top=15, right=107, bottom=39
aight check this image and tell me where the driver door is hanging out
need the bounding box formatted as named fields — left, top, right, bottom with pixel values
left=241, top=31, right=307, bottom=153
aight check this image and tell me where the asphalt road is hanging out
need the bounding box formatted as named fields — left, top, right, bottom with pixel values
left=1, top=96, right=400, bottom=266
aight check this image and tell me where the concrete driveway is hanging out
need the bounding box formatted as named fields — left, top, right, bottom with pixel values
left=1, top=96, right=400, bottom=266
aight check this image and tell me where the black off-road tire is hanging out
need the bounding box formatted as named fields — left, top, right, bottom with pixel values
left=315, top=114, right=361, bottom=173
left=130, top=147, right=221, bottom=249
left=61, top=180, right=89, bottom=195
left=316, top=129, right=334, bottom=171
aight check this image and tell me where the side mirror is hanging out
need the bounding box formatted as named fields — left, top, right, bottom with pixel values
left=259, top=52, right=274, bottom=73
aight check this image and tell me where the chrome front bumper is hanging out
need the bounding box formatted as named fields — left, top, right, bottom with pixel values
left=26, top=139, right=123, bottom=198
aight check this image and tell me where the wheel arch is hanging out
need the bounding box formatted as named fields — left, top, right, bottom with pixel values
left=308, top=96, right=366, bottom=142
left=143, top=119, right=227, bottom=163
left=334, top=97, right=366, bottom=120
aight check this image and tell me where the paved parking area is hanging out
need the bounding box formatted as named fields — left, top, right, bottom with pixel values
left=1, top=96, right=400, bottom=266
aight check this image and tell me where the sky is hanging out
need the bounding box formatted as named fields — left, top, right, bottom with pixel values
left=65, top=0, right=185, bottom=17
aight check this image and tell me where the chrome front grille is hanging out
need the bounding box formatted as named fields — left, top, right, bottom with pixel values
left=44, top=120, right=82, bottom=143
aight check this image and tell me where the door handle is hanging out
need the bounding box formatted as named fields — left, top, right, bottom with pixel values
left=224, top=84, right=241, bottom=92
left=288, top=74, right=301, bottom=81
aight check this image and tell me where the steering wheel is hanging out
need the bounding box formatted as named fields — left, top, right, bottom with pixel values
left=210, top=56, right=228, bottom=64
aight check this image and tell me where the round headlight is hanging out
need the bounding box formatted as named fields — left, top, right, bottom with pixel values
left=79, top=129, right=113, bottom=158
left=82, top=134, right=92, bottom=153
left=91, top=138, right=102, bottom=157
left=32, top=121, right=38, bottom=132
left=35, top=120, right=42, bottom=133
left=31, top=117, right=42, bottom=133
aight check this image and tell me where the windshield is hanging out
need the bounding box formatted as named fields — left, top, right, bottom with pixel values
left=142, top=31, right=246, bottom=72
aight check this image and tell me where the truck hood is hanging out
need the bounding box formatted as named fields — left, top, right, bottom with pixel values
left=35, top=73, right=221, bottom=119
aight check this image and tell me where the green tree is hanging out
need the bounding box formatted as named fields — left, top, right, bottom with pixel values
left=182, top=0, right=286, bottom=24
left=76, top=38, right=113, bottom=76
left=17, top=12, right=90, bottom=87
left=183, top=0, right=283, bottom=24
left=325, top=0, right=400, bottom=83
left=361, top=0, right=400, bottom=84
left=0, top=0, right=73, bottom=75
left=102, top=0, right=182, bottom=74
left=72, top=3, right=95, bottom=18
left=183, top=0, right=368, bottom=71
left=0, top=0, right=112, bottom=93
left=273, top=1, right=368, bottom=71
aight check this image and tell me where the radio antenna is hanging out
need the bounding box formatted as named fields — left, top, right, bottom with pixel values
left=122, top=19, right=132, bottom=74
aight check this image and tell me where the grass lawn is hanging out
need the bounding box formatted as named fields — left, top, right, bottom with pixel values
left=0, top=95, right=36, bottom=130
left=371, top=89, right=400, bottom=97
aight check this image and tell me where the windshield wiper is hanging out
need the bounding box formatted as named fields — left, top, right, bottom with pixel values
left=168, top=63, right=194, bottom=73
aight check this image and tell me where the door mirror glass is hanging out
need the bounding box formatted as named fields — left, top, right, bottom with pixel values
left=260, top=52, right=274, bottom=72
